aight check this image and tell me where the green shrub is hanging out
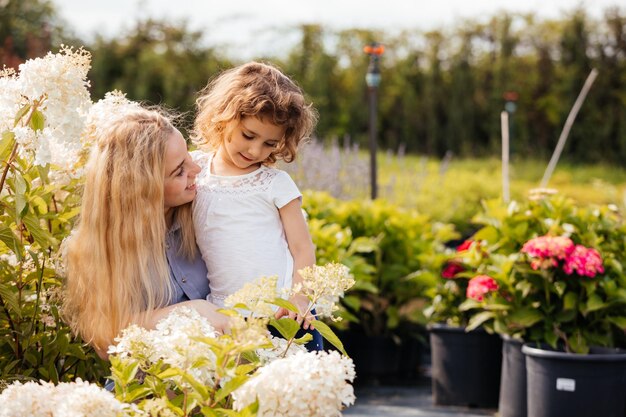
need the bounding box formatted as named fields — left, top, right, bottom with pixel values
left=304, top=191, right=457, bottom=338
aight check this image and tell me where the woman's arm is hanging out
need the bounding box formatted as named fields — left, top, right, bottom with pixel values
left=277, top=198, right=316, bottom=328
left=141, top=299, right=231, bottom=332
left=97, top=300, right=230, bottom=360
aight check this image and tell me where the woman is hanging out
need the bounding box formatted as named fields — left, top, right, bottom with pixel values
left=63, top=107, right=228, bottom=359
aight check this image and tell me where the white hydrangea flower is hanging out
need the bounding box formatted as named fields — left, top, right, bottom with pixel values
left=109, top=307, right=219, bottom=386
left=81, top=90, right=141, bottom=146
left=232, top=350, right=356, bottom=417
left=0, top=379, right=134, bottom=417
left=295, top=263, right=355, bottom=319
left=230, top=314, right=271, bottom=349
left=0, top=380, right=55, bottom=417
left=0, top=68, right=22, bottom=133
left=141, top=398, right=178, bottom=417
left=15, top=46, right=93, bottom=168
left=53, top=378, right=137, bottom=417
left=225, top=275, right=281, bottom=317
left=255, top=336, right=307, bottom=364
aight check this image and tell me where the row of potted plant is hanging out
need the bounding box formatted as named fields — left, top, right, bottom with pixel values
left=426, top=193, right=626, bottom=416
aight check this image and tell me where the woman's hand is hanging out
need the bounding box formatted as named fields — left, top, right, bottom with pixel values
left=274, top=293, right=315, bottom=330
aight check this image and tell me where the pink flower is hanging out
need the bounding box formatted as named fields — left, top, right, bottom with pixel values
left=456, top=240, right=474, bottom=252
left=442, top=262, right=464, bottom=279
left=563, top=245, right=604, bottom=278
left=467, top=275, right=499, bottom=301
left=521, top=236, right=575, bottom=270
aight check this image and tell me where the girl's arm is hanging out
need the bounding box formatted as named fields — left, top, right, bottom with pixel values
left=277, top=197, right=316, bottom=329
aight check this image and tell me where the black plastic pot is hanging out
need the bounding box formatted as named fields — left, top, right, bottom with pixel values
left=337, top=328, right=401, bottom=384
left=522, top=344, right=626, bottom=417
left=498, top=336, right=527, bottom=417
left=429, top=324, right=502, bottom=408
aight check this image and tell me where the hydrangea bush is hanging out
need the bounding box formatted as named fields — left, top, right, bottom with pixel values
left=457, top=196, right=626, bottom=353
left=0, top=46, right=109, bottom=385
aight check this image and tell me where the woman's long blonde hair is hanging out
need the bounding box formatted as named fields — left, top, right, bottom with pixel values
left=63, top=108, right=195, bottom=353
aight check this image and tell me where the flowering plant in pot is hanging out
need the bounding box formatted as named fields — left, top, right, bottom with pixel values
left=424, top=239, right=504, bottom=408
left=424, top=239, right=500, bottom=327
left=460, top=195, right=626, bottom=354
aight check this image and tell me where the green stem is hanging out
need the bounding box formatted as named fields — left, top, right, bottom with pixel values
left=0, top=295, right=20, bottom=359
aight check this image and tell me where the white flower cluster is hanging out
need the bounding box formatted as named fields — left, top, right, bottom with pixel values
left=0, top=67, right=20, bottom=134
left=108, top=307, right=219, bottom=385
left=0, top=378, right=135, bottom=417
left=230, top=314, right=271, bottom=349
left=81, top=90, right=141, bottom=146
left=295, top=263, right=355, bottom=319
left=232, top=350, right=356, bottom=417
left=225, top=275, right=281, bottom=317
left=2, top=46, right=93, bottom=169
left=255, top=336, right=307, bottom=364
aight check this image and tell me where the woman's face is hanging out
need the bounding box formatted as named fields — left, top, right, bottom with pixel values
left=163, top=129, right=200, bottom=215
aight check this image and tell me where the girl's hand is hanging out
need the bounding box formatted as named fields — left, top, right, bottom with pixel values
left=274, top=294, right=315, bottom=330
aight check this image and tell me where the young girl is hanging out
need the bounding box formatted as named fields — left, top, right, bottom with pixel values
left=191, top=62, right=320, bottom=346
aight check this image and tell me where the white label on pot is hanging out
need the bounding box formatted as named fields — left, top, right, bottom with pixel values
left=556, top=378, right=576, bottom=392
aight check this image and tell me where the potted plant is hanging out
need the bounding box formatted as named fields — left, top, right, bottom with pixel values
left=305, top=192, right=455, bottom=383
left=424, top=240, right=503, bottom=408
left=461, top=195, right=626, bottom=417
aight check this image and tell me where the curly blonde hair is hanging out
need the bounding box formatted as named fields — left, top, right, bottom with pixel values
left=63, top=108, right=195, bottom=353
left=192, top=61, right=318, bottom=164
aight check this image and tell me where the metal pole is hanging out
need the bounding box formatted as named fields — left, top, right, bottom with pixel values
left=368, top=85, right=378, bottom=200
left=364, top=42, right=384, bottom=200
left=501, top=111, right=510, bottom=203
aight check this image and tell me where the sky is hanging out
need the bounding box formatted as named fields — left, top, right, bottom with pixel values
left=54, top=0, right=623, bottom=59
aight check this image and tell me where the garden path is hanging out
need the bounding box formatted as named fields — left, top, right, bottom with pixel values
left=344, top=384, right=496, bottom=417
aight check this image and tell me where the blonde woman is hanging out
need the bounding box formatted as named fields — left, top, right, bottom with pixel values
left=63, top=107, right=229, bottom=359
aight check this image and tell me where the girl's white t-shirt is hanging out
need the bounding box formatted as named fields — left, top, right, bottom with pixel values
left=191, top=151, right=301, bottom=307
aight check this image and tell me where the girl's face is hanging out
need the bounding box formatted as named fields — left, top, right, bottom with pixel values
left=163, top=129, right=200, bottom=214
left=218, top=116, right=286, bottom=172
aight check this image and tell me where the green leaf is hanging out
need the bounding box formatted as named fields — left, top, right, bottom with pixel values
left=466, top=311, right=495, bottom=331
left=562, top=292, right=578, bottom=310
left=458, top=298, right=481, bottom=312
left=269, top=318, right=300, bottom=340
left=156, top=367, right=182, bottom=380
left=14, top=104, right=31, bottom=125
left=348, top=237, right=378, bottom=253
left=293, top=333, right=314, bottom=344
left=181, top=373, right=209, bottom=398
left=341, top=295, right=361, bottom=311
left=584, top=294, right=606, bottom=314
left=472, top=225, right=498, bottom=243
left=607, top=316, right=626, bottom=330
left=0, top=227, right=20, bottom=254
left=271, top=298, right=299, bottom=313
left=14, top=173, right=27, bottom=219
left=29, top=109, right=45, bottom=132
left=0, top=131, right=16, bottom=162
left=214, top=375, right=248, bottom=403
left=0, top=283, right=21, bottom=316
left=22, top=213, right=57, bottom=248
left=310, top=320, right=347, bottom=355
left=553, top=281, right=566, bottom=297
left=544, top=329, right=558, bottom=348
left=508, top=308, right=543, bottom=328
left=124, top=386, right=153, bottom=403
